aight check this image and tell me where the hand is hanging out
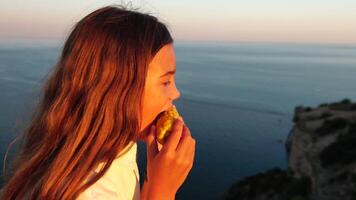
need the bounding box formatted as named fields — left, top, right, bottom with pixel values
left=145, top=117, right=196, bottom=199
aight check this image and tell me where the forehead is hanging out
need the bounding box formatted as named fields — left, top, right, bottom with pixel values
left=148, top=44, right=176, bottom=76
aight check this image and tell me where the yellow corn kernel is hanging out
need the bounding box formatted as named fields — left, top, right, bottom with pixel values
left=156, top=106, right=180, bottom=144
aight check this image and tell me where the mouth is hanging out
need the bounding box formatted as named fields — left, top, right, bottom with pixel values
left=153, top=105, right=174, bottom=125
left=153, top=111, right=165, bottom=125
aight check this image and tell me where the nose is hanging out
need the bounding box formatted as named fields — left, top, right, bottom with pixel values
left=172, top=84, right=181, bottom=101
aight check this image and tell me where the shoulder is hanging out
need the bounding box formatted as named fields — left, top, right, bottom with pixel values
left=77, top=164, right=140, bottom=200
left=77, top=143, right=140, bottom=200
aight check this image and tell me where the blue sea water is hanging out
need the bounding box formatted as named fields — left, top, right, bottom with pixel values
left=0, top=39, right=355, bottom=199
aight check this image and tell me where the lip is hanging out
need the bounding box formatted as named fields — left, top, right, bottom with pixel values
left=163, top=103, right=174, bottom=113
left=168, top=104, right=175, bottom=110
left=153, top=104, right=174, bottom=124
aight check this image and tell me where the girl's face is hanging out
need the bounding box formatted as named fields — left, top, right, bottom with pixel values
left=139, top=43, right=181, bottom=134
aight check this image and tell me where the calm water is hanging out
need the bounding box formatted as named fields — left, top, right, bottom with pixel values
left=1, top=39, right=356, bottom=199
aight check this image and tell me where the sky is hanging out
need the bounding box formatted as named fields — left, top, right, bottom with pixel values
left=0, top=0, right=355, bottom=44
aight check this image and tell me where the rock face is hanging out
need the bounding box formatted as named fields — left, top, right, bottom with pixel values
left=220, top=99, right=356, bottom=200
left=286, top=99, right=356, bottom=200
left=219, top=167, right=311, bottom=200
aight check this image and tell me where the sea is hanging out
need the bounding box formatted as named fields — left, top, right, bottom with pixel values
left=0, top=39, right=355, bottom=199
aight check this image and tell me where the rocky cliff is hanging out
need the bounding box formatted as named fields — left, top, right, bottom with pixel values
left=220, top=99, right=356, bottom=200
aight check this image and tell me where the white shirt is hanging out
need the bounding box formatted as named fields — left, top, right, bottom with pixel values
left=77, top=142, right=140, bottom=200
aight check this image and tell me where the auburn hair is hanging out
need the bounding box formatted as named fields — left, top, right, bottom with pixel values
left=1, top=5, right=173, bottom=200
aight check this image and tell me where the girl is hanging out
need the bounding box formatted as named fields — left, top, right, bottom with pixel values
left=1, top=5, right=196, bottom=200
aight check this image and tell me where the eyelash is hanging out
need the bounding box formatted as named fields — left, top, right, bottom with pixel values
left=163, top=81, right=171, bottom=86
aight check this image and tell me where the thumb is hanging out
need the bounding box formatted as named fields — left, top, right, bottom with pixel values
left=146, top=125, right=158, bottom=162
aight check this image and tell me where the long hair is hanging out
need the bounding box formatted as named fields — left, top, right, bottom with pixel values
left=1, top=5, right=173, bottom=200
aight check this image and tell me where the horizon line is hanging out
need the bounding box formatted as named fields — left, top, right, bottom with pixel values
left=1, top=36, right=356, bottom=46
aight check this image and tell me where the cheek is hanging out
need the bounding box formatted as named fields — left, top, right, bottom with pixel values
left=144, top=98, right=163, bottom=120
left=141, top=86, right=168, bottom=128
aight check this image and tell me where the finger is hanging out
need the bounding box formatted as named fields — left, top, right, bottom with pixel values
left=161, top=118, right=184, bottom=153
left=183, top=124, right=192, bottom=137
left=176, top=125, right=191, bottom=152
left=171, top=118, right=189, bottom=150
left=177, top=125, right=192, bottom=149
left=146, top=125, right=158, bottom=161
left=178, top=138, right=195, bottom=170
left=178, top=116, right=185, bottom=124
left=187, top=139, right=196, bottom=168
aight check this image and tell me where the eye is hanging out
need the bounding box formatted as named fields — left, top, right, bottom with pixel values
left=162, top=81, right=171, bottom=86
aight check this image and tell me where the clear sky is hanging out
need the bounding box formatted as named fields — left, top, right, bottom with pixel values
left=1, top=0, right=355, bottom=44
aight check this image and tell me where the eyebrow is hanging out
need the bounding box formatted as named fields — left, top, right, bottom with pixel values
left=159, top=69, right=176, bottom=78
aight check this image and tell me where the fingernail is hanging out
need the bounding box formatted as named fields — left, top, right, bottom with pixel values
left=178, top=117, right=184, bottom=123
left=174, top=118, right=181, bottom=126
